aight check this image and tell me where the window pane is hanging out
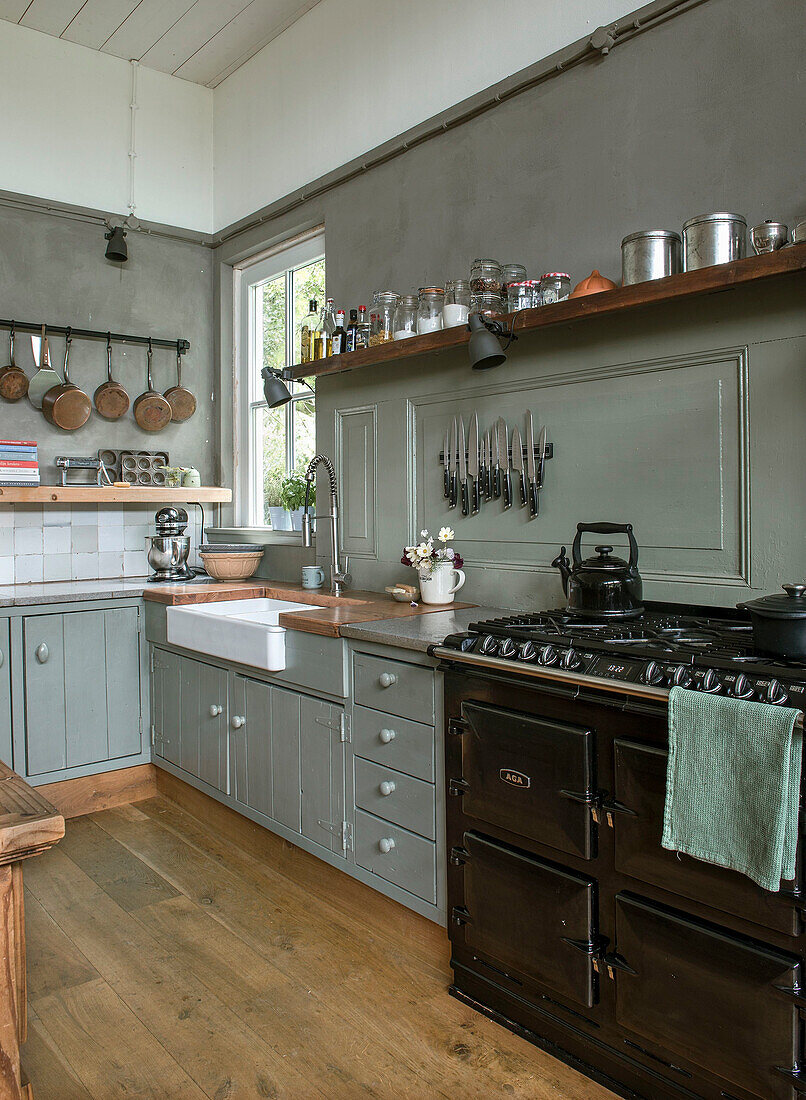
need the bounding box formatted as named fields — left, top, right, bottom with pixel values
left=257, top=404, right=287, bottom=526
left=293, top=395, right=316, bottom=474
left=257, top=275, right=285, bottom=386
left=293, top=258, right=326, bottom=364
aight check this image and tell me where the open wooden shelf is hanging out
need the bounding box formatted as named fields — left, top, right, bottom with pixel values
left=286, top=243, right=806, bottom=381
left=0, top=486, right=231, bottom=504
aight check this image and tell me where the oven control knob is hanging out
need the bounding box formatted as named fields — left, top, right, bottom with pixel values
left=699, top=668, right=722, bottom=694
left=538, top=645, right=559, bottom=666
left=641, top=661, right=664, bottom=686
left=498, top=638, right=517, bottom=659
left=561, top=649, right=582, bottom=671
left=479, top=634, right=499, bottom=655
left=518, top=641, right=537, bottom=662
left=667, top=664, right=693, bottom=688
left=730, top=674, right=755, bottom=700
left=763, top=679, right=788, bottom=705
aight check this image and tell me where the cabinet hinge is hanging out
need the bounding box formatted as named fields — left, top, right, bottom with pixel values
left=340, top=713, right=351, bottom=743
left=150, top=723, right=156, bottom=746
left=342, top=821, right=353, bottom=851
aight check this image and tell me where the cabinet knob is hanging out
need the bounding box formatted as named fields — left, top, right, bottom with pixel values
left=378, top=728, right=396, bottom=744
left=230, top=715, right=245, bottom=729
left=378, top=838, right=396, bottom=854
left=35, top=642, right=49, bottom=664
left=209, top=704, right=223, bottom=717
left=378, top=672, right=397, bottom=688
left=379, top=780, right=396, bottom=797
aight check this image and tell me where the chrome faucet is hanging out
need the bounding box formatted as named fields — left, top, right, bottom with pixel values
left=302, top=454, right=351, bottom=597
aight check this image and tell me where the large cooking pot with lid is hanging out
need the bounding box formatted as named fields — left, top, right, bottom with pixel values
left=738, top=585, right=806, bottom=660
left=552, top=522, right=643, bottom=619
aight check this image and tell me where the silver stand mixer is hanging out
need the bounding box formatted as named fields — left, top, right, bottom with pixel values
left=146, top=507, right=195, bottom=582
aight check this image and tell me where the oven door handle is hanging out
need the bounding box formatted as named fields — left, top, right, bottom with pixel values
left=451, top=906, right=473, bottom=927
left=449, top=778, right=469, bottom=797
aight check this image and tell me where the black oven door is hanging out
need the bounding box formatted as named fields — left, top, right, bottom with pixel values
left=454, top=701, right=595, bottom=859
left=612, top=892, right=802, bottom=1100
left=454, top=831, right=599, bottom=1008
left=612, top=738, right=801, bottom=936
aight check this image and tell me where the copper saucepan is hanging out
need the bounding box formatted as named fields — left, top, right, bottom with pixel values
left=94, top=333, right=129, bottom=420
left=42, top=328, right=91, bottom=430
left=133, top=341, right=172, bottom=432
left=0, top=324, right=29, bottom=402
left=164, top=343, right=196, bottom=423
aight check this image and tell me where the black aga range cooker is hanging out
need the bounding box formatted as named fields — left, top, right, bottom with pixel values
left=431, top=603, right=806, bottom=1100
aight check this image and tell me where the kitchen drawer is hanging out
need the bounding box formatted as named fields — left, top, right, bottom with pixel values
left=354, top=757, right=435, bottom=840
left=352, top=704, right=434, bottom=782
left=354, top=808, right=436, bottom=904
left=353, top=653, right=434, bottom=725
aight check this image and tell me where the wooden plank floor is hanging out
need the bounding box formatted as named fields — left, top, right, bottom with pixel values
left=21, top=796, right=617, bottom=1099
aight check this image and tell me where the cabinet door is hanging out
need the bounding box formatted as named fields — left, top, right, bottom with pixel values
left=271, top=686, right=301, bottom=832
left=179, top=659, right=228, bottom=794
left=231, top=675, right=274, bottom=817
left=24, top=607, right=141, bottom=777
left=300, top=697, right=345, bottom=856
left=0, top=621, right=10, bottom=767
left=151, top=648, right=182, bottom=765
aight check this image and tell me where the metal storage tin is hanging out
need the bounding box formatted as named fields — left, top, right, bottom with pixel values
left=621, top=229, right=682, bottom=285
left=682, top=212, right=746, bottom=271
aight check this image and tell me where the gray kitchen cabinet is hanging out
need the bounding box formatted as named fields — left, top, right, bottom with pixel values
left=354, top=652, right=435, bottom=724
left=300, top=695, right=346, bottom=855
left=152, top=649, right=228, bottom=794
left=24, top=606, right=142, bottom=777
left=230, top=674, right=274, bottom=817
left=0, top=621, right=10, bottom=767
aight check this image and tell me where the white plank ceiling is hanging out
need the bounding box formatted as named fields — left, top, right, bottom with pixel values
left=0, top=0, right=322, bottom=86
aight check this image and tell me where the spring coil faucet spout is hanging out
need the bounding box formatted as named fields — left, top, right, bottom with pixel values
left=302, top=454, right=351, bottom=596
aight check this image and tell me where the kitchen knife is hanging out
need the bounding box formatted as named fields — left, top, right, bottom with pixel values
left=485, top=430, right=494, bottom=501
left=526, top=410, right=538, bottom=518
left=458, top=417, right=469, bottom=516
left=497, top=418, right=512, bottom=508
left=536, top=425, right=548, bottom=514
left=449, top=416, right=458, bottom=508
left=511, top=424, right=527, bottom=507
left=443, top=425, right=450, bottom=500
left=468, top=412, right=480, bottom=514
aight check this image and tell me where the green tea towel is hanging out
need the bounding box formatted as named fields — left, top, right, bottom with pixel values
left=662, top=686, right=802, bottom=892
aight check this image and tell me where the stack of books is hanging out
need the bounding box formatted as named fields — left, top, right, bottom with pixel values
left=0, top=440, right=40, bottom=486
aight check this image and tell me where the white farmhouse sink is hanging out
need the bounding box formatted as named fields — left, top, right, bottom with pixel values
left=166, top=598, right=322, bottom=671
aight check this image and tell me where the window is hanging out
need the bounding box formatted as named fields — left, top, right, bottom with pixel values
left=237, top=231, right=324, bottom=527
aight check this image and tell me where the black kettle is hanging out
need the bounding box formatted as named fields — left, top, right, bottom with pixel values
left=552, top=522, right=643, bottom=619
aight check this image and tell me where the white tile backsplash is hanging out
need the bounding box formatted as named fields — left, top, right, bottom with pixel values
left=1, top=503, right=159, bottom=584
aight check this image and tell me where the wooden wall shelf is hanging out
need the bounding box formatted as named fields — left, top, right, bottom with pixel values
left=0, top=486, right=231, bottom=504
left=285, top=243, right=806, bottom=382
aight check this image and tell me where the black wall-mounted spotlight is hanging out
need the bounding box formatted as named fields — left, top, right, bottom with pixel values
left=105, top=225, right=128, bottom=262
left=467, top=312, right=518, bottom=370
left=262, top=367, right=315, bottom=408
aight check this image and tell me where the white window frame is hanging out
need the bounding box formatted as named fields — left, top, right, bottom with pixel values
left=233, top=228, right=324, bottom=528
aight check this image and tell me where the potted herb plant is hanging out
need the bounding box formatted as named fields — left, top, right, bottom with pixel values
left=265, top=471, right=291, bottom=530
left=280, top=470, right=315, bottom=531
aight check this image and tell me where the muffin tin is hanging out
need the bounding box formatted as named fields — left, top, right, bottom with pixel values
left=99, top=448, right=169, bottom=485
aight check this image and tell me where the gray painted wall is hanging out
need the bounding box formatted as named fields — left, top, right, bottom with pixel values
left=0, top=205, right=217, bottom=484
left=212, top=0, right=806, bottom=608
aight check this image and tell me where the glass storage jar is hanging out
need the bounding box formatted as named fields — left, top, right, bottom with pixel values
left=417, top=287, right=444, bottom=334
left=539, top=272, right=571, bottom=305
left=469, top=258, right=503, bottom=296
left=443, top=280, right=471, bottom=328
left=470, top=291, right=504, bottom=318
left=369, top=291, right=398, bottom=346
left=507, top=280, right=540, bottom=312
left=501, top=263, right=528, bottom=290
left=393, top=295, right=419, bottom=340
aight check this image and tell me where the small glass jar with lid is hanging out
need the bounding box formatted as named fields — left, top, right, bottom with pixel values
left=417, top=287, right=444, bottom=334
left=369, top=291, right=399, bottom=346
left=501, top=263, right=528, bottom=290
left=393, top=295, right=419, bottom=340
left=443, top=280, right=470, bottom=328
left=507, top=280, right=540, bottom=312
left=539, top=272, right=571, bottom=305
left=469, top=258, right=503, bottom=296
left=470, top=291, right=504, bottom=318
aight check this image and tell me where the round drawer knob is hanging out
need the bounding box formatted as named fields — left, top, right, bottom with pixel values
left=35, top=643, right=49, bottom=664
left=379, top=780, right=396, bottom=797
left=209, top=704, right=223, bottom=717
left=230, top=715, right=245, bottom=729
left=378, top=838, right=396, bottom=854
left=378, top=672, right=398, bottom=688
left=378, top=728, right=396, bottom=744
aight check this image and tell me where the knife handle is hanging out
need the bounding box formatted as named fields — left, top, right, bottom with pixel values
left=461, top=479, right=469, bottom=517
left=503, top=470, right=512, bottom=510
left=471, top=477, right=481, bottom=514
left=493, top=467, right=501, bottom=499
left=519, top=472, right=528, bottom=507
left=529, top=479, right=539, bottom=518
left=449, top=470, right=458, bottom=508
left=484, top=467, right=493, bottom=501
left=443, top=466, right=450, bottom=500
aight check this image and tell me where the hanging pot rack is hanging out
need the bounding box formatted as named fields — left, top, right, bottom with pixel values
left=0, top=317, right=189, bottom=354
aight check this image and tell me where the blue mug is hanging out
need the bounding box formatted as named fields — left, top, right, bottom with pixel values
left=301, top=565, right=325, bottom=589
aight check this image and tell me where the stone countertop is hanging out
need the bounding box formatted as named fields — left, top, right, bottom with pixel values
left=339, top=605, right=513, bottom=654
left=0, top=578, right=151, bottom=607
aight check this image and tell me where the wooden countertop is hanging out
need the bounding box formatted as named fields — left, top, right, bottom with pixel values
left=144, top=580, right=473, bottom=638
left=0, top=762, right=64, bottom=865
